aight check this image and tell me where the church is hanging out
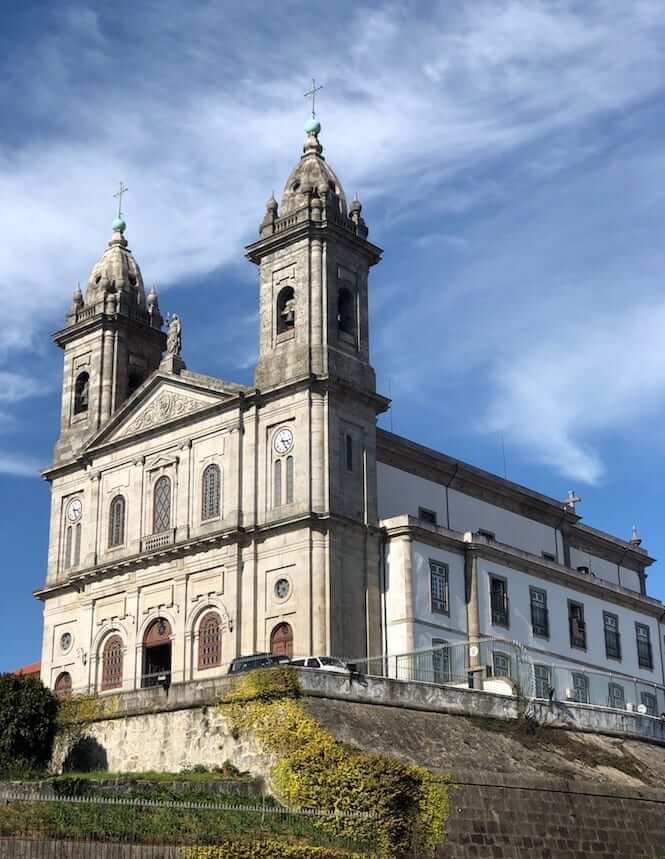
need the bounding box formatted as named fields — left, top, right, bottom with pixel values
left=36, top=116, right=665, bottom=715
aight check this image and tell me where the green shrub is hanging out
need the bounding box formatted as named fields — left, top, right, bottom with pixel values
left=219, top=669, right=450, bottom=857
left=0, top=673, right=58, bottom=775
left=179, top=843, right=360, bottom=858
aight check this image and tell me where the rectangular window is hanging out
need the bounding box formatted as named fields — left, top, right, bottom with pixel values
left=64, top=526, right=73, bottom=570
left=432, top=639, right=450, bottom=684
left=636, top=623, right=653, bottom=670
left=568, top=601, right=586, bottom=650
left=285, top=456, right=294, bottom=504
left=430, top=561, right=449, bottom=614
left=530, top=588, right=549, bottom=638
left=345, top=434, right=353, bottom=472
left=493, top=652, right=511, bottom=678
left=534, top=664, right=552, bottom=700
left=572, top=672, right=589, bottom=704
left=73, top=524, right=81, bottom=566
left=490, top=576, right=509, bottom=627
left=608, top=682, right=625, bottom=709
left=418, top=507, right=437, bottom=526
left=641, top=691, right=657, bottom=716
left=273, top=459, right=282, bottom=509
left=604, top=612, right=621, bottom=660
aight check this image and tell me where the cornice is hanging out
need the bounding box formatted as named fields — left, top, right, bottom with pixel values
left=382, top=517, right=663, bottom=618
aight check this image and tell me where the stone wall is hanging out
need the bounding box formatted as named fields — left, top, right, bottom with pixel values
left=438, top=771, right=665, bottom=858
left=0, top=839, right=178, bottom=858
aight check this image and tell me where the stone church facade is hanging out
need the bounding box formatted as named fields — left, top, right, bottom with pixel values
left=37, top=120, right=665, bottom=714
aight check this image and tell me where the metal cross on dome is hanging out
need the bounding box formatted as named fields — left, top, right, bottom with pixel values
left=304, top=78, right=323, bottom=118
left=113, top=181, right=128, bottom=219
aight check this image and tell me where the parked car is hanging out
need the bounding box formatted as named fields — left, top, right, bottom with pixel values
left=290, top=656, right=351, bottom=674
left=227, top=653, right=290, bottom=675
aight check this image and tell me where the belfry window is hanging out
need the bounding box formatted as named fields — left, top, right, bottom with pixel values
left=108, top=495, right=126, bottom=547
left=276, top=286, right=295, bottom=335
left=273, top=459, right=282, bottom=509
left=65, top=523, right=81, bottom=569
left=74, top=372, right=89, bottom=415
left=153, top=476, right=172, bottom=533
left=285, top=456, right=294, bottom=504
left=337, top=287, right=356, bottom=343
left=202, top=464, right=221, bottom=521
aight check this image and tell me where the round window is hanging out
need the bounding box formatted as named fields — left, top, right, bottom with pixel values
left=274, top=578, right=291, bottom=600
left=60, top=632, right=73, bottom=653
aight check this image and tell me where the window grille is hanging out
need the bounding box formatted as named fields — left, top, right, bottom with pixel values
left=641, top=691, right=657, bottom=716
left=286, top=456, right=294, bottom=504
left=153, top=476, right=171, bottom=533
left=534, top=664, right=552, bottom=699
left=101, top=634, right=123, bottom=691
left=608, top=682, right=625, bottom=709
left=201, top=464, right=221, bottom=521
left=108, top=495, right=125, bottom=547
left=198, top=613, right=222, bottom=670
left=530, top=588, right=549, bottom=637
left=432, top=639, right=450, bottom=684
left=603, top=612, right=621, bottom=660
left=636, top=624, right=653, bottom=670
left=493, top=652, right=511, bottom=678
left=568, top=601, right=586, bottom=649
left=430, top=561, right=449, bottom=614
left=572, top=672, right=590, bottom=704
left=490, top=576, right=509, bottom=627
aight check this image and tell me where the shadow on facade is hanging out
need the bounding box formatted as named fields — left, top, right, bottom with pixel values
left=63, top=736, right=109, bottom=773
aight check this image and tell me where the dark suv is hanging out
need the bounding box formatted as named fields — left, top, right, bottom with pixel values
left=227, top=653, right=290, bottom=675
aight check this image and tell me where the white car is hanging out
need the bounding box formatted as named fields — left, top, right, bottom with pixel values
left=290, top=656, right=351, bottom=674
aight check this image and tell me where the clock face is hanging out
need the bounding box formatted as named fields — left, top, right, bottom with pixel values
left=273, top=427, right=294, bottom=455
left=274, top=578, right=291, bottom=600
left=66, top=498, right=82, bottom=523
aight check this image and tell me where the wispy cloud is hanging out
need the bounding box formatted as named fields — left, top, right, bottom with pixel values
left=2, top=1, right=665, bottom=481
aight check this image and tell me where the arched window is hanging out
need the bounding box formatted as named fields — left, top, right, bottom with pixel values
left=198, top=612, right=222, bottom=670
left=153, top=476, right=171, bottom=533
left=142, top=617, right=172, bottom=687
left=74, top=372, right=89, bottom=415
left=54, top=672, right=72, bottom=698
left=273, top=459, right=282, bottom=509
left=276, top=286, right=295, bottom=335
left=201, top=464, right=221, bottom=521
left=270, top=622, right=293, bottom=658
left=101, top=634, right=123, bottom=691
left=286, top=456, right=294, bottom=504
left=108, top=495, right=126, bottom=547
left=337, top=287, right=356, bottom=342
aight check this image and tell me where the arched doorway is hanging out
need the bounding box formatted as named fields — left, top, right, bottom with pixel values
left=270, top=622, right=293, bottom=659
left=142, top=618, right=172, bottom=688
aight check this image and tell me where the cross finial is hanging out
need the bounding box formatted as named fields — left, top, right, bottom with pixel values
left=113, top=182, right=129, bottom=219
left=304, top=78, right=323, bottom=118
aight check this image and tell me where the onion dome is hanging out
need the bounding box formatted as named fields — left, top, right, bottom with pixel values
left=280, top=117, right=347, bottom=217
left=84, top=218, right=146, bottom=308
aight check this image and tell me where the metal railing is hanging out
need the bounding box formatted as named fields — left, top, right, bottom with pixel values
left=0, top=794, right=379, bottom=855
left=542, top=663, right=665, bottom=716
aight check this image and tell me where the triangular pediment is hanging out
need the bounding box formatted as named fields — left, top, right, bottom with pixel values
left=86, top=373, right=236, bottom=450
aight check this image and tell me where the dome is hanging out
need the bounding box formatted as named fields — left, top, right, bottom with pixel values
left=84, top=221, right=146, bottom=308
left=280, top=122, right=347, bottom=218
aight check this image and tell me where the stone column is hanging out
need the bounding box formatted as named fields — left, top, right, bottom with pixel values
left=311, top=391, right=326, bottom=513
left=312, top=530, right=328, bottom=654
left=175, top=444, right=190, bottom=542
left=400, top=535, right=416, bottom=654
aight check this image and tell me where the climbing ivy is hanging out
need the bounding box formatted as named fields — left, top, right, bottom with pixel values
left=218, top=668, right=449, bottom=857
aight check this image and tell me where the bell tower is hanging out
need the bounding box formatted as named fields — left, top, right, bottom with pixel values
left=52, top=215, right=166, bottom=464
left=246, top=116, right=382, bottom=394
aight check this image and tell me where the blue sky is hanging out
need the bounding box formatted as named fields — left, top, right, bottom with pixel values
left=2, top=0, right=665, bottom=671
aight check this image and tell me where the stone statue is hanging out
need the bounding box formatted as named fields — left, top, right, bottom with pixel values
left=166, top=314, right=182, bottom=356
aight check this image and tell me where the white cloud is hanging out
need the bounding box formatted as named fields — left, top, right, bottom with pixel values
left=3, top=1, right=665, bottom=480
